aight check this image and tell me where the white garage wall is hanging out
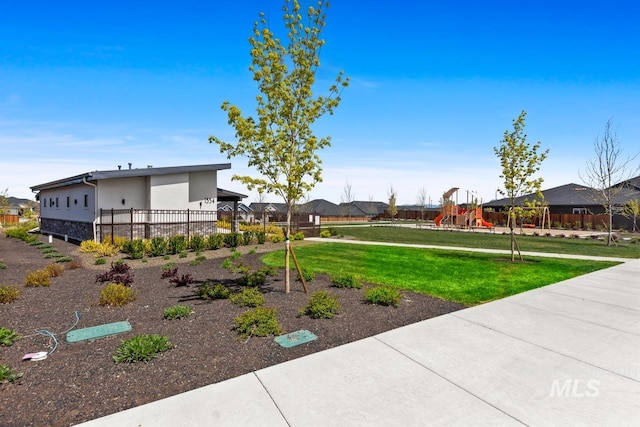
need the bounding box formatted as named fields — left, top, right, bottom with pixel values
left=188, top=171, right=217, bottom=210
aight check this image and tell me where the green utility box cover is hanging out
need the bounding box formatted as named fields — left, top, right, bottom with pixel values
left=67, top=321, right=132, bottom=343
left=274, top=330, right=317, bottom=348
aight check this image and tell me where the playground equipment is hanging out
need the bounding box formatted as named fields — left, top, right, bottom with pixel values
left=434, top=187, right=494, bottom=229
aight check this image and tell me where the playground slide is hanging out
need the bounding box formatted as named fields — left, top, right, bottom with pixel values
left=481, top=219, right=494, bottom=228
left=435, top=214, right=443, bottom=226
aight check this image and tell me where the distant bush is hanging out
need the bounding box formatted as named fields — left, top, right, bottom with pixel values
left=196, top=283, right=230, bottom=300
left=271, top=234, right=284, bottom=243
left=241, top=231, right=254, bottom=246
left=206, top=233, right=224, bottom=250
left=291, top=231, right=305, bottom=241
left=44, top=263, right=64, bottom=277
left=25, top=269, right=51, bottom=287
left=0, top=285, right=21, bottom=304
left=224, top=232, right=241, bottom=248
left=320, top=230, right=331, bottom=238
left=150, top=237, right=168, bottom=257
left=95, top=262, right=134, bottom=287
left=364, top=286, right=402, bottom=307
left=99, top=283, right=138, bottom=306
left=189, top=235, right=205, bottom=252
left=230, top=287, right=265, bottom=308
left=80, top=240, right=119, bottom=257
left=122, top=239, right=146, bottom=259
left=299, top=291, right=341, bottom=319
left=256, top=231, right=266, bottom=244
left=234, top=307, right=281, bottom=339
left=297, top=267, right=315, bottom=282
left=167, top=235, right=188, bottom=255
left=331, top=273, right=362, bottom=289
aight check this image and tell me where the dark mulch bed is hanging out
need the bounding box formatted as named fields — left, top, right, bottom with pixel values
left=0, top=230, right=465, bottom=427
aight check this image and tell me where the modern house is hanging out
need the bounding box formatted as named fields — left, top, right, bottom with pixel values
left=30, top=163, right=246, bottom=242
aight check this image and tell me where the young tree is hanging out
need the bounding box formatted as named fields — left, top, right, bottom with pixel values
left=622, top=199, right=640, bottom=232
left=494, top=111, right=549, bottom=261
left=387, top=185, right=398, bottom=222
left=341, top=181, right=355, bottom=222
left=580, top=119, right=639, bottom=245
left=416, top=187, right=427, bottom=223
left=209, top=0, right=348, bottom=293
left=0, top=188, right=9, bottom=225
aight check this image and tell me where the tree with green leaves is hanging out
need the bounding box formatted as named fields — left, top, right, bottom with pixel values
left=580, top=119, right=639, bottom=245
left=0, top=188, right=9, bottom=225
left=494, top=111, right=549, bottom=261
left=622, top=199, right=640, bottom=232
left=387, top=185, right=398, bottom=222
left=209, top=0, right=348, bottom=293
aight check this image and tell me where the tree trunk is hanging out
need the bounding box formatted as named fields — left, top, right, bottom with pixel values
left=284, top=208, right=291, bottom=294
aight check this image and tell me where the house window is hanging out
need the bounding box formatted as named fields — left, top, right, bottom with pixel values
left=56, top=197, right=59, bottom=208
left=44, top=199, right=47, bottom=208
left=50, top=198, right=54, bottom=207
left=84, top=194, right=88, bottom=207
left=573, top=208, right=588, bottom=214
left=66, top=196, right=70, bottom=208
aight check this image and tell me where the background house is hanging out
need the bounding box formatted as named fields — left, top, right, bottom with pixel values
left=30, top=163, right=245, bottom=242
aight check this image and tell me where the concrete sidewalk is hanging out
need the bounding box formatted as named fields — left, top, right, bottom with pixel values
left=76, top=255, right=640, bottom=426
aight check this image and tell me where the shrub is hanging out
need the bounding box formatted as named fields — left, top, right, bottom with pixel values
left=320, top=230, right=331, bottom=238
left=113, top=334, right=172, bottom=364
left=95, top=258, right=106, bottom=265
left=0, top=261, right=6, bottom=269
left=150, top=237, right=168, bottom=257
left=238, top=269, right=268, bottom=287
left=234, top=307, right=282, bottom=339
left=161, top=262, right=176, bottom=272
left=189, top=235, right=206, bottom=252
left=241, top=231, right=254, bottom=246
left=297, top=267, right=315, bottom=282
left=170, top=273, right=194, bottom=287
left=256, top=231, right=266, bottom=244
left=224, top=232, right=240, bottom=248
left=271, top=234, right=284, bottom=243
left=364, top=286, right=402, bottom=307
left=56, top=256, right=74, bottom=263
left=196, top=283, right=230, bottom=300
left=0, top=327, right=20, bottom=346
left=299, top=291, right=341, bottom=319
left=207, top=233, right=224, bottom=250
left=0, top=364, right=23, bottom=383
left=80, top=240, right=119, bottom=257
left=221, top=258, right=234, bottom=270
left=331, top=273, right=362, bottom=289
left=0, top=285, right=21, bottom=304
left=168, top=235, right=188, bottom=255
left=163, top=305, right=194, bottom=320
left=95, top=262, right=134, bottom=286
left=230, top=287, right=265, bottom=307
left=123, top=239, right=146, bottom=259
left=179, top=251, right=188, bottom=258
left=44, top=263, right=65, bottom=277
left=25, top=269, right=51, bottom=287
left=103, top=234, right=127, bottom=249
left=292, top=231, right=305, bottom=241
left=99, top=283, right=138, bottom=306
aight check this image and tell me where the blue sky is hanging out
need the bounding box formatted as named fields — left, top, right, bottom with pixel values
left=2, top=1, right=639, bottom=205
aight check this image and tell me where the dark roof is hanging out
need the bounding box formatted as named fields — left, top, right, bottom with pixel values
left=30, top=163, right=232, bottom=192
left=484, top=182, right=640, bottom=208
left=615, top=175, right=640, bottom=191
left=217, top=202, right=252, bottom=212
left=217, top=188, right=248, bottom=202
left=300, top=199, right=340, bottom=215
left=249, top=202, right=288, bottom=213
left=351, top=201, right=388, bottom=216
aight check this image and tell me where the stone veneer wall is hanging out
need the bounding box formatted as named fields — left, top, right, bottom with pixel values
left=40, top=218, right=94, bottom=242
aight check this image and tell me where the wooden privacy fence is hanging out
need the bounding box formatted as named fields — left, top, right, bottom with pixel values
left=97, top=209, right=222, bottom=242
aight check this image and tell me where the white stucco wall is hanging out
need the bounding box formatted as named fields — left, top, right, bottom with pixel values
left=149, top=173, right=189, bottom=209
left=188, top=171, right=217, bottom=210
left=97, top=177, right=148, bottom=210
left=38, top=184, right=96, bottom=222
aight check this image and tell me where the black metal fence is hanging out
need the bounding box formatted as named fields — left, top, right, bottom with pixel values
left=97, top=209, right=223, bottom=242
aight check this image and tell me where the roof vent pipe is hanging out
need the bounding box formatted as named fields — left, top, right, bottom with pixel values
left=118, top=165, right=121, bottom=170
left=128, top=163, right=132, bottom=169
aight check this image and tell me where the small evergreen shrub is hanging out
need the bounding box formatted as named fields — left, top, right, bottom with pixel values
left=168, top=235, right=188, bottom=254
left=163, top=305, right=193, bottom=320
left=123, top=239, right=146, bottom=259
left=0, top=327, right=20, bottom=346
left=207, top=233, right=224, bottom=250
left=99, top=283, right=138, bottom=306
left=292, top=231, right=305, bottom=241
left=0, top=364, right=23, bottom=383
left=230, top=250, right=242, bottom=260
left=238, top=269, right=268, bottom=287
left=230, top=287, right=265, bottom=307
left=25, top=269, right=51, bottom=287
left=0, top=285, right=21, bottom=303
left=113, top=334, right=172, bottom=363
left=150, top=237, right=168, bottom=257
left=241, top=231, right=254, bottom=246
left=179, top=251, right=188, bottom=258
left=299, top=291, right=341, bottom=319
left=320, top=230, right=331, bottom=238
left=95, top=257, right=106, bottom=265
left=0, top=262, right=6, bottom=269
left=256, top=231, right=266, bottom=244
left=331, top=273, right=362, bottom=289
left=271, top=234, right=284, bottom=243
left=189, top=235, right=205, bottom=252
left=364, top=286, right=402, bottom=307
left=196, top=283, right=230, bottom=300
left=161, top=262, right=176, bottom=272
left=221, top=258, right=234, bottom=270
left=44, top=263, right=64, bottom=277
left=224, top=232, right=240, bottom=248
left=297, top=267, right=315, bottom=282
left=56, top=256, right=73, bottom=263
left=234, top=307, right=282, bottom=339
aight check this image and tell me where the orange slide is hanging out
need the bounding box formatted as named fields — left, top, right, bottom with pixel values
left=481, top=219, right=494, bottom=228
left=434, top=214, right=443, bottom=226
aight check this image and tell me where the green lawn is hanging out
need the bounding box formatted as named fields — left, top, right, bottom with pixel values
left=328, top=226, right=640, bottom=258
left=262, top=243, right=619, bottom=305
